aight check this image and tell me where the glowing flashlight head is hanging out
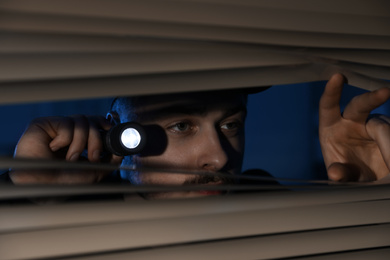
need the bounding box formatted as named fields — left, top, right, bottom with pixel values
left=104, top=122, right=146, bottom=156
left=120, top=128, right=141, bottom=149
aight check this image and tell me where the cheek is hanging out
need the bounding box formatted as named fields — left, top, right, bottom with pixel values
left=224, top=134, right=245, bottom=173
left=138, top=139, right=193, bottom=168
left=133, top=140, right=196, bottom=185
left=224, top=131, right=245, bottom=152
left=232, top=135, right=245, bottom=152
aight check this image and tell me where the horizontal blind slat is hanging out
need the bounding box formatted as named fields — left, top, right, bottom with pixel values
left=1, top=0, right=389, bottom=36
left=1, top=200, right=389, bottom=260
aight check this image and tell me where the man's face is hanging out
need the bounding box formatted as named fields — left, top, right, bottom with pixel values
left=119, top=91, right=247, bottom=199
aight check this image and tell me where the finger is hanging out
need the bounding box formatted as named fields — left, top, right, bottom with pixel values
left=110, top=154, right=124, bottom=165
left=342, top=87, right=390, bottom=123
left=327, top=162, right=360, bottom=182
left=319, top=73, right=346, bottom=127
left=66, top=115, right=90, bottom=161
left=88, top=116, right=114, bottom=162
left=366, top=115, right=390, bottom=179
left=87, top=118, right=104, bottom=162
left=91, top=116, right=124, bottom=164
left=48, top=117, right=75, bottom=152
left=374, top=174, right=390, bottom=184
left=96, top=115, right=114, bottom=131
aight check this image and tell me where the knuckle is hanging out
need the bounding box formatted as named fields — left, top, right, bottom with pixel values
left=72, top=115, right=89, bottom=126
left=56, top=132, right=73, bottom=143
left=367, top=115, right=390, bottom=134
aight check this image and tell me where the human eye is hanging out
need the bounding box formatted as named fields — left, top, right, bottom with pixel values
left=220, top=120, right=243, bottom=135
left=167, top=121, right=194, bottom=134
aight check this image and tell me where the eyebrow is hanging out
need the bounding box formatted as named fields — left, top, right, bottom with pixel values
left=138, top=103, right=247, bottom=121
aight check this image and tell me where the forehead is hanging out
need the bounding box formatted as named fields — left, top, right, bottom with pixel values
left=119, top=91, right=247, bottom=121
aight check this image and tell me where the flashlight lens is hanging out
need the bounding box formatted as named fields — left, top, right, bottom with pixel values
left=121, top=128, right=141, bottom=149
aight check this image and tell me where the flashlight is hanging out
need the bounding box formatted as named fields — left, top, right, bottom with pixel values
left=103, top=122, right=146, bottom=156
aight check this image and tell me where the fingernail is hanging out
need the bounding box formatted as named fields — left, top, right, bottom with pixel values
left=69, top=153, right=80, bottom=162
left=92, top=150, right=101, bottom=161
left=50, top=144, right=59, bottom=152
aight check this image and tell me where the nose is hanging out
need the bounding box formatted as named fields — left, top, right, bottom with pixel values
left=195, top=127, right=228, bottom=172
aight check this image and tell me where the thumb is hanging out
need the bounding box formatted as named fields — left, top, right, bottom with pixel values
left=327, top=162, right=360, bottom=182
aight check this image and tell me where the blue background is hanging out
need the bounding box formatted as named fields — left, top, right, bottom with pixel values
left=1, top=81, right=389, bottom=180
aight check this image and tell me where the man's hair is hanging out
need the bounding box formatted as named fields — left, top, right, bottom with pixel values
left=109, top=89, right=250, bottom=123
left=111, top=89, right=251, bottom=109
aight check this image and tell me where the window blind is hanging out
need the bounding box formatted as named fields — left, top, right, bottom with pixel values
left=0, top=184, right=390, bottom=260
left=0, top=0, right=389, bottom=103
left=0, top=1, right=390, bottom=259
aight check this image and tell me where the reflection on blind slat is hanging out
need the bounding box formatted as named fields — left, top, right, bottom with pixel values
left=0, top=193, right=389, bottom=260
left=2, top=49, right=390, bottom=82
left=0, top=51, right=309, bottom=82
left=1, top=185, right=390, bottom=233
left=0, top=63, right=389, bottom=104
left=2, top=12, right=390, bottom=50
left=58, top=225, right=390, bottom=260
left=1, top=0, right=389, bottom=36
